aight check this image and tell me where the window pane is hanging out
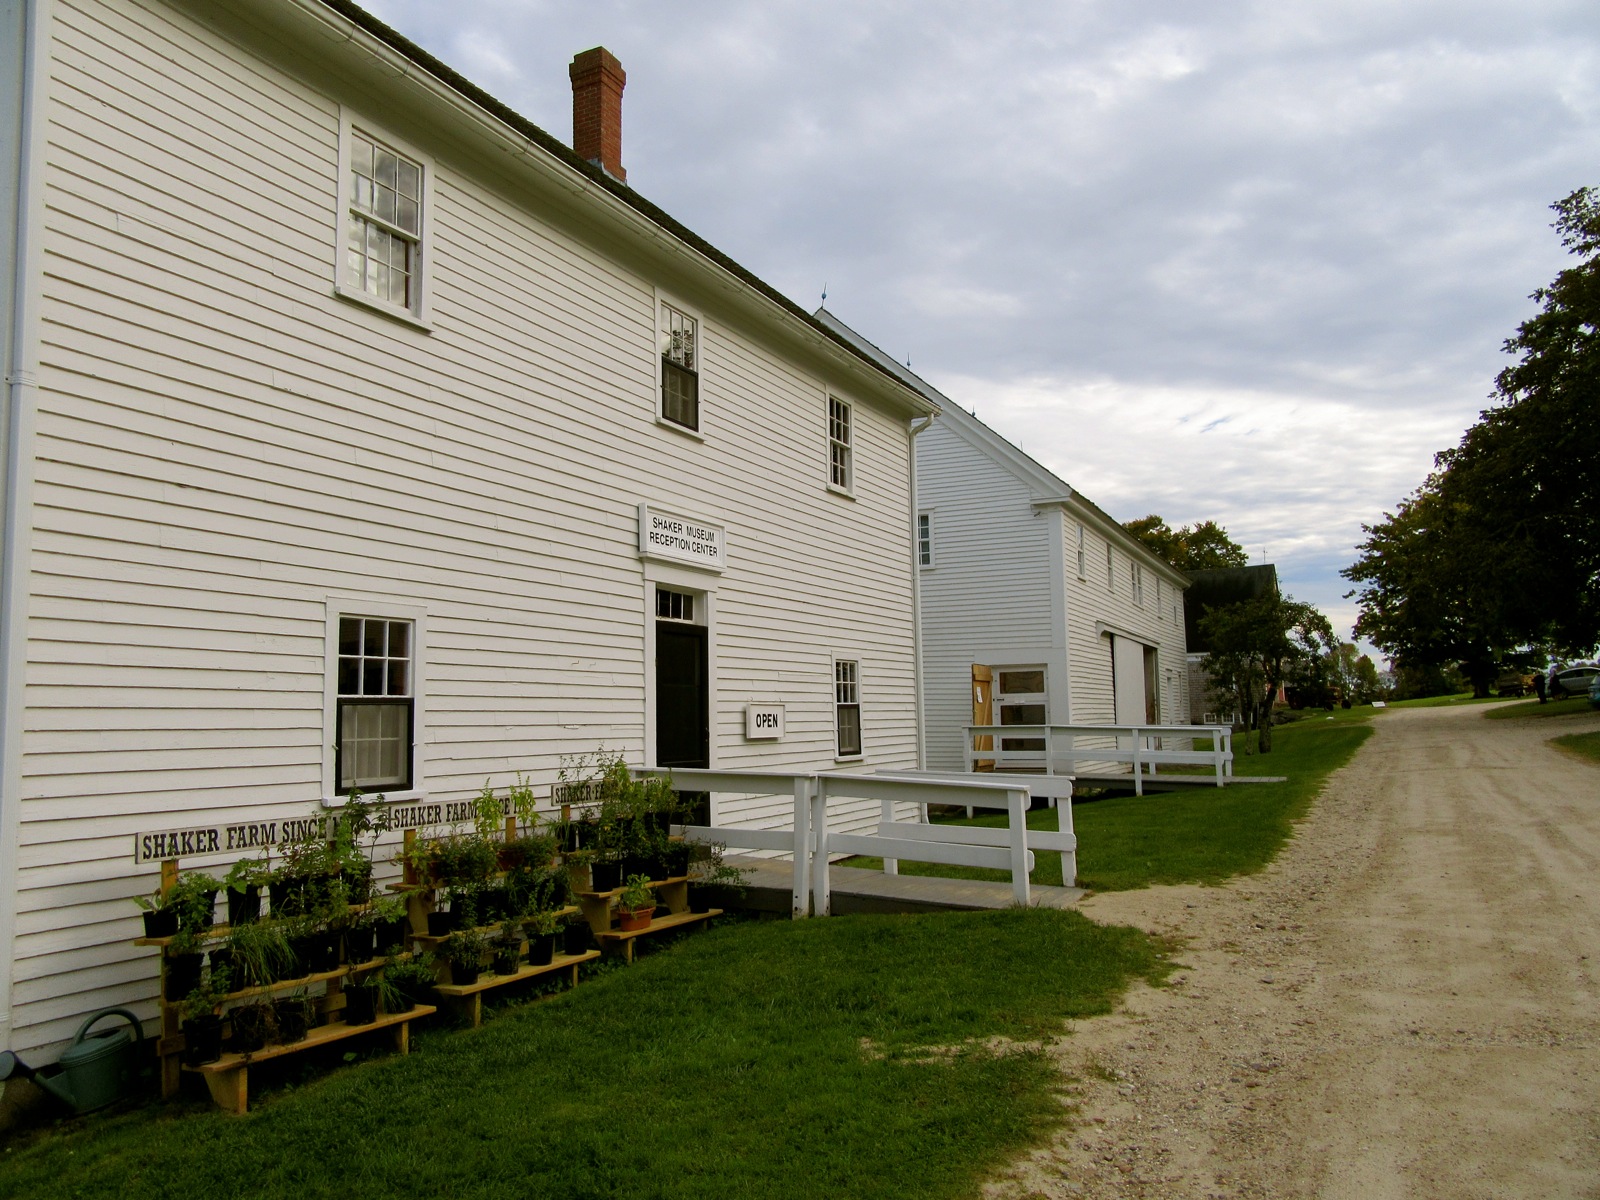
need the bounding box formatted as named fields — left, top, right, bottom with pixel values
left=338, top=657, right=359, bottom=695
left=388, top=623, right=410, bottom=658
left=339, top=699, right=411, bottom=790
left=998, top=670, right=1045, bottom=694
left=837, top=705, right=861, bottom=757
left=397, top=159, right=420, bottom=199
left=350, top=135, right=373, bottom=178
left=364, top=620, right=386, bottom=657
left=396, top=197, right=419, bottom=235
left=387, top=659, right=408, bottom=696
left=362, top=659, right=383, bottom=695
left=339, top=618, right=361, bottom=656
left=661, top=361, right=698, bottom=430
left=1000, top=704, right=1047, bottom=725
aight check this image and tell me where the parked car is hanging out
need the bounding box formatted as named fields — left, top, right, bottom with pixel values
left=1553, top=665, right=1600, bottom=697
left=1589, top=674, right=1600, bottom=710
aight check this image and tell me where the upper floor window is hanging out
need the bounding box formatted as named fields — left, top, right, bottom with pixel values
left=1106, top=544, right=1115, bottom=592
left=829, top=397, right=853, bottom=491
left=1132, top=563, right=1145, bottom=607
left=660, top=303, right=699, bottom=431
left=336, top=615, right=414, bottom=792
left=918, top=512, right=933, bottom=567
left=1075, top=524, right=1087, bottom=579
left=344, top=129, right=424, bottom=314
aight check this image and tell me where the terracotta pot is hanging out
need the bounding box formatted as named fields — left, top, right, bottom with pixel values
left=616, top=905, right=653, bottom=932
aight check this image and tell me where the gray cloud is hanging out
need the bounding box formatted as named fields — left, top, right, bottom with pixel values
left=368, top=0, right=1600, bottom=645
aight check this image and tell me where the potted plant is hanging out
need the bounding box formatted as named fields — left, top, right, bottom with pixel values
left=222, top=854, right=271, bottom=925
left=687, top=840, right=749, bottom=914
left=156, top=870, right=220, bottom=934
left=564, top=847, right=597, bottom=894
left=443, top=928, right=488, bottom=986
left=368, top=894, right=411, bottom=955
left=164, top=926, right=207, bottom=1002
left=272, top=992, right=314, bottom=1044
left=615, top=874, right=656, bottom=932
left=522, top=909, right=561, bottom=966
left=179, top=964, right=232, bottom=1067
left=491, top=924, right=522, bottom=976
left=133, top=886, right=179, bottom=939
left=227, top=919, right=293, bottom=988
left=384, top=953, right=435, bottom=1012
left=230, top=1001, right=272, bottom=1052
left=560, top=911, right=593, bottom=957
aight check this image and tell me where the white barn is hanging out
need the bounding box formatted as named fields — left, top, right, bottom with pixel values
left=813, top=312, right=1191, bottom=774
left=0, top=0, right=936, bottom=1054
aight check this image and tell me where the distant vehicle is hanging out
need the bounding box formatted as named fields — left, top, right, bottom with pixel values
left=1495, top=671, right=1532, bottom=697
left=1589, top=674, right=1600, bottom=710
left=1553, top=665, right=1600, bottom=697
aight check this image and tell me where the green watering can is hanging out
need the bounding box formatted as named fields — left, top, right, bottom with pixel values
left=0, top=1008, right=145, bottom=1114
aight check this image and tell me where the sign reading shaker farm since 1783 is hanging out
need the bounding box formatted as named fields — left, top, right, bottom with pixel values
left=638, top=504, right=726, bottom=571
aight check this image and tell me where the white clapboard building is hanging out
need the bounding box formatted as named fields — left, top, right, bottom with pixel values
left=0, top=0, right=936, bottom=1054
left=813, top=313, right=1191, bottom=774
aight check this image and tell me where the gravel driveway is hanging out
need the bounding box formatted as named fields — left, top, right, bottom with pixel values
left=992, top=702, right=1600, bottom=1200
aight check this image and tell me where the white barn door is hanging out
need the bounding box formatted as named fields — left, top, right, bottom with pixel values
left=1112, top=636, right=1147, bottom=725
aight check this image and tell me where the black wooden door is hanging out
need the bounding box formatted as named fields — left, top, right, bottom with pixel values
left=656, top=622, right=709, bottom=769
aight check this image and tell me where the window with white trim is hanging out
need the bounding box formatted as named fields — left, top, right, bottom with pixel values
left=1075, top=524, right=1087, bottom=579
left=336, top=615, right=414, bottom=792
left=656, top=588, right=695, bottom=623
left=660, top=303, right=699, bottom=430
left=1156, top=578, right=1163, bottom=619
left=918, top=512, right=933, bottom=567
left=834, top=659, right=862, bottom=758
left=829, top=397, right=853, bottom=491
left=1132, top=563, right=1145, bottom=607
left=344, top=128, right=424, bottom=313
left=1106, top=544, right=1114, bottom=592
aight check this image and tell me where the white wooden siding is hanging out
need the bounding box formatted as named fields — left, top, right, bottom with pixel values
left=11, top=0, right=916, bottom=1052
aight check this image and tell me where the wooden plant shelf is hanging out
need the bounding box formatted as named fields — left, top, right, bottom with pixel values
left=432, top=950, right=600, bottom=1027
left=410, top=906, right=579, bottom=949
left=595, top=909, right=721, bottom=964
left=575, top=875, right=688, bottom=901
left=183, top=1005, right=436, bottom=1115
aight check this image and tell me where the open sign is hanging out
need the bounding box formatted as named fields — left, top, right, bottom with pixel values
left=744, top=704, right=785, bottom=740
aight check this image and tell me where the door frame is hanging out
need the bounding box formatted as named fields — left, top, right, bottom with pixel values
left=643, top=563, right=718, bottom=774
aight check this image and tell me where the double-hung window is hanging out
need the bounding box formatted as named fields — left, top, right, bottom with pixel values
left=336, top=616, right=414, bottom=792
left=1132, top=563, right=1145, bottom=607
left=834, top=660, right=862, bottom=758
left=829, top=397, right=853, bottom=491
left=660, top=303, right=699, bottom=431
left=1075, top=524, right=1087, bottom=579
left=344, top=128, right=424, bottom=314
left=918, top=512, right=933, bottom=567
left=1106, top=545, right=1115, bottom=592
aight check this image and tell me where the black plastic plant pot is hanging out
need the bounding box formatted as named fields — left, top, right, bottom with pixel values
left=165, top=953, right=203, bottom=1002
left=272, top=1000, right=310, bottom=1044
left=451, top=964, right=481, bottom=987
left=286, top=935, right=317, bottom=978
left=528, top=933, right=557, bottom=967
left=230, top=1005, right=270, bottom=1052
left=667, top=846, right=692, bottom=877
left=208, top=948, right=234, bottom=982
left=389, top=989, right=417, bottom=1014
left=426, top=909, right=456, bottom=938
left=590, top=862, right=623, bottom=892
left=379, top=917, right=411, bottom=954
left=647, top=857, right=672, bottom=881
left=492, top=950, right=520, bottom=977
left=227, top=885, right=261, bottom=926
left=309, top=932, right=342, bottom=973
left=344, top=985, right=378, bottom=1027
left=182, top=1014, right=224, bottom=1067
left=269, top=876, right=307, bottom=918
left=142, top=909, right=179, bottom=939
left=344, top=925, right=376, bottom=965
left=562, top=921, right=593, bottom=957
left=620, top=855, right=650, bottom=881
left=688, top=887, right=711, bottom=915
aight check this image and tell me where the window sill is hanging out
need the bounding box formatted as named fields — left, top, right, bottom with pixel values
left=826, top=483, right=855, bottom=501
left=333, top=284, right=433, bottom=332
left=655, top=415, right=705, bottom=442
left=834, top=754, right=865, bottom=765
left=320, top=788, right=428, bottom=809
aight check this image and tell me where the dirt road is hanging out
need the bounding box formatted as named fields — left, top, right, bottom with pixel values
left=992, top=703, right=1600, bottom=1200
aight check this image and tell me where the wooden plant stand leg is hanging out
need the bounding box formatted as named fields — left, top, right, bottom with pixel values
left=204, top=1064, right=249, bottom=1115
left=392, top=1020, right=411, bottom=1054
left=569, top=963, right=580, bottom=989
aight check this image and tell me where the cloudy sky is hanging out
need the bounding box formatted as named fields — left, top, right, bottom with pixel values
left=367, top=0, right=1599, bottom=648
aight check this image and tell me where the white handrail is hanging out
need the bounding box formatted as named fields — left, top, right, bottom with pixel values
left=966, top=723, right=1234, bottom=795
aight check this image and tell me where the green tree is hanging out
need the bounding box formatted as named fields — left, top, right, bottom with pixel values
left=1200, top=594, right=1336, bottom=753
left=1345, top=187, right=1600, bottom=677
left=1123, top=515, right=1249, bottom=572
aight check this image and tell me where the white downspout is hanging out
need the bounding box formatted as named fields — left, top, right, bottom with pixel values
left=0, top=0, right=49, bottom=1053
left=907, top=415, right=933, bottom=772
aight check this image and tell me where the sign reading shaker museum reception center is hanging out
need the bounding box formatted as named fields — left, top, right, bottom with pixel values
left=638, top=503, right=727, bottom=571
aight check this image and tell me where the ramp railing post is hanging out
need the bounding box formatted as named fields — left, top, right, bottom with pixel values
left=791, top=775, right=813, bottom=918
left=811, top=780, right=831, bottom=917
left=881, top=797, right=898, bottom=876
left=1007, top=787, right=1031, bottom=906
left=1058, top=780, right=1076, bottom=887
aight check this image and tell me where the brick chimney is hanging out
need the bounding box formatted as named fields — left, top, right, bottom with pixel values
left=570, top=47, right=626, bottom=183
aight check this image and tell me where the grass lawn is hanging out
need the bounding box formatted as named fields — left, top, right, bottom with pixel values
left=1483, top=695, right=1594, bottom=720
left=841, top=713, right=1373, bottom=892
left=0, top=909, right=1167, bottom=1200
left=1551, top=730, right=1600, bottom=763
